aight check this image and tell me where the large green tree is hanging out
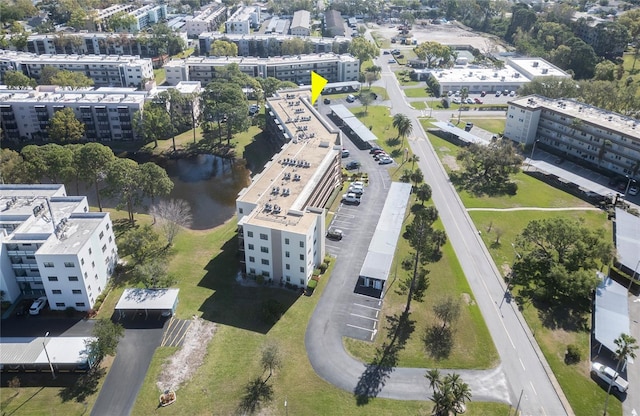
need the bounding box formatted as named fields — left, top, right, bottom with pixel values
left=47, top=107, right=85, bottom=142
left=3, top=70, right=36, bottom=89
left=0, top=149, right=26, bottom=183
left=138, top=162, right=174, bottom=205
left=86, top=319, right=124, bottom=366
left=102, top=157, right=141, bottom=224
left=392, top=113, right=413, bottom=147
left=210, top=39, right=238, bottom=56
left=512, top=217, right=613, bottom=308
left=50, top=70, right=94, bottom=89
left=414, top=41, right=454, bottom=68
left=134, top=102, right=173, bottom=148
left=76, top=143, right=115, bottom=212
left=348, top=37, right=379, bottom=67
left=425, top=369, right=472, bottom=416
left=118, top=224, right=165, bottom=263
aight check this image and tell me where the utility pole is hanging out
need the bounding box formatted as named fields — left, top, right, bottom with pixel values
left=43, top=332, right=56, bottom=379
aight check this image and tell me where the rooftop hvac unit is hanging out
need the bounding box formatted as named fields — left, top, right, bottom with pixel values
left=541, top=68, right=548, bottom=74
left=533, top=61, right=539, bottom=67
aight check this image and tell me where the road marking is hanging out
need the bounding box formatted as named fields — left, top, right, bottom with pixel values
left=529, top=381, right=537, bottom=396
left=354, top=303, right=381, bottom=311
left=519, top=357, right=526, bottom=370
left=350, top=313, right=378, bottom=322
left=375, top=310, right=379, bottom=318
left=346, top=323, right=376, bottom=332
left=370, top=329, right=378, bottom=341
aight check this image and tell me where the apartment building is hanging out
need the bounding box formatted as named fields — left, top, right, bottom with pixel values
left=186, top=4, right=227, bottom=37
left=128, top=4, right=168, bottom=32
left=505, top=95, right=640, bottom=180
left=86, top=4, right=134, bottom=31
left=290, top=10, right=311, bottom=37
left=236, top=89, right=342, bottom=287
left=225, top=6, right=260, bottom=35
left=0, top=184, right=118, bottom=312
left=164, top=53, right=359, bottom=86
left=0, top=51, right=154, bottom=88
left=198, top=32, right=349, bottom=58
left=324, top=10, right=345, bottom=37
left=0, top=87, right=144, bottom=142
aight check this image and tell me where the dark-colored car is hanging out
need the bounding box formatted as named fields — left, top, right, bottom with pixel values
left=346, top=161, right=361, bottom=170
left=326, top=229, right=343, bottom=240
left=324, top=98, right=331, bottom=104
left=480, top=91, right=486, bottom=97
left=369, top=146, right=383, bottom=154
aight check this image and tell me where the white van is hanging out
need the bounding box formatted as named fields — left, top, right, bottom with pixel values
left=346, top=94, right=356, bottom=103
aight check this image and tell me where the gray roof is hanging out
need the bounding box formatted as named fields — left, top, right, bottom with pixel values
left=115, top=288, right=180, bottom=311
left=432, top=121, right=488, bottom=145
left=291, top=10, right=310, bottom=29
left=359, top=182, right=413, bottom=281
left=594, top=276, right=630, bottom=356
left=615, top=207, right=640, bottom=271
left=0, top=337, right=95, bottom=365
left=330, top=104, right=378, bottom=142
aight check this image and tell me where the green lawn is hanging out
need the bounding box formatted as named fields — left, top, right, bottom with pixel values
left=366, top=86, right=390, bottom=101
left=349, top=106, right=394, bottom=143
left=458, top=118, right=505, bottom=135
left=154, top=68, right=166, bottom=85
left=371, top=32, right=391, bottom=49
left=394, top=70, right=420, bottom=86
left=403, top=87, right=430, bottom=98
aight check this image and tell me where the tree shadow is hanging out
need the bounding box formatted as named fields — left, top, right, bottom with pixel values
left=386, top=137, right=401, bottom=147
left=423, top=326, right=454, bottom=360
left=237, top=376, right=273, bottom=415
left=112, top=218, right=136, bottom=239
left=58, top=368, right=105, bottom=403
left=534, top=299, right=589, bottom=332
left=354, top=312, right=415, bottom=405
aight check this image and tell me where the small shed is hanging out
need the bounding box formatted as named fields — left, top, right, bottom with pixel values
left=115, top=288, right=180, bottom=319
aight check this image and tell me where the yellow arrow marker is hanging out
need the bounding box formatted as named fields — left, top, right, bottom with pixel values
left=310, top=71, right=328, bottom=105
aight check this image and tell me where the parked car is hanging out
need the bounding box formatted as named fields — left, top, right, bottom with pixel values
left=388, top=58, right=396, bottom=64
left=326, top=229, right=343, bottom=240
left=369, top=146, right=383, bottom=154
left=397, top=54, right=404, bottom=59
left=509, top=90, right=516, bottom=97
left=373, top=152, right=389, bottom=161
left=351, top=181, right=365, bottom=187
left=323, top=98, right=331, bottom=105
left=383, top=50, right=390, bottom=55
left=452, top=97, right=461, bottom=104
left=379, top=156, right=393, bottom=165
left=341, top=149, right=350, bottom=158
left=465, top=98, right=474, bottom=104
left=591, top=362, right=629, bottom=393
left=346, top=161, right=361, bottom=170
left=29, top=296, right=48, bottom=315
left=346, top=94, right=356, bottom=103
left=495, top=91, right=502, bottom=97
left=629, top=185, right=639, bottom=196
left=372, top=148, right=386, bottom=155
left=342, top=192, right=361, bottom=205
left=348, top=185, right=365, bottom=195
left=464, top=122, right=474, bottom=132
left=480, top=91, right=486, bottom=97
left=474, top=98, right=483, bottom=104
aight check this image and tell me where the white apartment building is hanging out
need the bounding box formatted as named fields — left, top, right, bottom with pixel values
left=198, top=32, right=349, bottom=57
left=0, top=184, right=118, bottom=312
left=164, top=53, right=359, bottom=86
left=236, top=89, right=342, bottom=287
left=0, top=87, right=144, bottom=142
left=505, top=95, right=640, bottom=181
left=290, top=10, right=311, bottom=37
left=0, top=51, right=154, bottom=88
left=128, top=4, right=168, bottom=32
left=225, top=6, right=260, bottom=35
left=186, top=4, right=227, bottom=37
left=86, top=4, right=134, bottom=31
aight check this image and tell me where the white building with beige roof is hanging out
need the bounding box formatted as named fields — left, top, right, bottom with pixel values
left=0, top=184, right=118, bottom=312
left=236, top=88, right=342, bottom=287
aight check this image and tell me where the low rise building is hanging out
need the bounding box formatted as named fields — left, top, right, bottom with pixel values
left=324, top=10, right=345, bottom=37
left=225, top=6, right=260, bottom=35
left=0, top=184, right=118, bottom=312
left=265, top=17, right=290, bottom=35
left=164, top=53, right=359, bottom=86
left=0, top=51, right=154, bottom=88
left=290, top=10, right=311, bottom=37
left=504, top=95, right=640, bottom=181
left=236, top=88, right=342, bottom=287
left=185, top=4, right=227, bottom=38
left=86, top=4, right=134, bottom=31
left=128, top=4, right=168, bottom=32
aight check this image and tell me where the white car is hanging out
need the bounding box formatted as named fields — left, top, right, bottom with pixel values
left=379, top=156, right=393, bottom=165
left=591, top=362, right=629, bottom=392
left=342, top=192, right=361, bottom=205
left=351, top=181, right=365, bottom=188
left=348, top=185, right=364, bottom=195
left=629, top=185, right=639, bottom=196
left=452, top=97, right=461, bottom=104
left=29, top=296, right=48, bottom=315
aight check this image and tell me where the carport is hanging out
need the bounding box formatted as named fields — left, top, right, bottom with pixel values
left=593, top=276, right=631, bottom=370
left=432, top=121, right=488, bottom=145
left=329, top=104, right=379, bottom=144
left=614, top=207, right=640, bottom=276
left=0, top=336, right=96, bottom=372
left=115, top=288, right=179, bottom=320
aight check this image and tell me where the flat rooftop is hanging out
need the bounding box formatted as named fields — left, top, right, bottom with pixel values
left=0, top=337, right=95, bottom=365
left=509, top=95, right=640, bottom=142
left=228, top=6, right=258, bottom=22
left=0, top=90, right=145, bottom=105
left=0, top=51, right=150, bottom=66
left=431, top=65, right=529, bottom=85
left=166, top=53, right=356, bottom=67
left=508, top=58, right=570, bottom=79
left=199, top=32, right=348, bottom=44
left=237, top=89, right=340, bottom=231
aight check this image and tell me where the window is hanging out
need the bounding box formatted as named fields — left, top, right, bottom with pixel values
left=84, top=272, right=88, bottom=279
left=285, top=251, right=290, bottom=258
left=89, top=248, right=92, bottom=255
left=81, top=258, right=85, bottom=265
left=260, top=233, right=268, bottom=240
left=262, top=271, right=270, bottom=277
left=261, top=246, right=269, bottom=253
left=52, top=290, right=62, bottom=294
left=285, top=238, right=290, bottom=245
left=26, top=255, right=35, bottom=259
left=72, top=289, right=82, bottom=294
left=44, top=262, right=54, bottom=268
left=48, top=276, right=58, bottom=282
left=300, top=266, right=304, bottom=272
left=239, top=208, right=244, bottom=214
left=286, top=276, right=291, bottom=282
left=92, top=261, right=95, bottom=268
left=285, top=264, right=291, bottom=270
left=106, top=223, right=110, bottom=230
left=75, top=302, right=86, bottom=308
left=261, top=259, right=270, bottom=265
left=102, top=244, right=107, bottom=253
left=56, top=302, right=66, bottom=308
left=249, top=268, right=256, bottom=274
left=68, top=276, right=79, bottom=282
left=109, top=235, right=112, bottom=243
left=299, top=254, right=304, bottom=261
left=300, top=278, right=304, bottom=285
left=248, top=244, right=254, bottom=250
left=249, top=256, right=255, bottom=263
left=247, top=231, right=253, bottom=237
left=299, top=241, right=304, bottom=248
left=99, top=231, right=104, bottom=239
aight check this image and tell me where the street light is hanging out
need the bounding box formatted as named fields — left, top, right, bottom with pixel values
left=628, top=260, right=640, bottom=293
left=624, top=175, right=636, bottom=198
left=43, top=331, right=56, bottom=379
left=526, top=139, right=539, bottom=171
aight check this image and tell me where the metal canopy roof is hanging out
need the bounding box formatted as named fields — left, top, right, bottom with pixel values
left=615, top=208, right=640, bottom=272
left=0, top=337, right=95, bottom=365
left=432, top=121, right=488, bottom=145
left=594, top=276, right=630, bottom=356
left=329, top=104, right=378, bottom=142
left=115, top=288, right=180, bottom=311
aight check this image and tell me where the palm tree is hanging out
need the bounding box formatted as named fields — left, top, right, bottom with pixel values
left=416, top=183, right=432, bottom=205
left=457, top=88, right=469, bottom=124
left=393, top=113, right=413, bottom=147
left=603, top=333, right=638, bottom=415
left=425, top=370, right=472, bottom=416
left=409, top=154, right=420, bottom=170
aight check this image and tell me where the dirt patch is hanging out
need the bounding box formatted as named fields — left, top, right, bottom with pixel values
left=461, top=293, right=475, bottom=306
left=442, top=155, right=460, bottom=171
left=500, top=263, right=512, bottom=277
left=157, top=317, right=217, bottom=392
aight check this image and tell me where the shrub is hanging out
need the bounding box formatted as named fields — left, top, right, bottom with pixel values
left=307, top=279, right=318, bottom=289
left=565, top=344, right=581, bottom=364
left=313, top=268, right=321, bottom=276
left=319, top=263, right=328, bottom=274
left=256, top=275, right=265, bottom=285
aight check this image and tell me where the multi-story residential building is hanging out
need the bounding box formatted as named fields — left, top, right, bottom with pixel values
left=265, top=17, right=290, bottom=35
left=186, top=4, right=227, bottom=38
left=324, top=10, right=345, bottom=37
left=0, top=184, right=118, bottom=312
left=236, top=88, right=342, bottom=287
left=290, top=10, right=311, bottom=37
left=0, top=87, right=144, bottom=142
left=128, top=4, right=168, bottom=32
left=504, top=95, right=640, bottom=181
left=225, top=6, right=260, bottom=35
left=0, top=51, right=154, bottom=88
left=573, top=18, right=628, bottom=59
left=86, top=4, right=134, bottom=31
left=198, top=32, right=350, bottom=58
left=164, top=53, right=359, bottom=86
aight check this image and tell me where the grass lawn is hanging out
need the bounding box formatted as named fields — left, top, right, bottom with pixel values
left=349, top=106, right=394, bottom=143
left=371, top=32, right=391, bottom=49
left=345, top=200, right=499, bottom=369
left=394, top=70, right=420, bottom=86
left=395, top=50, right=417, bottom=66
left=154, top=68, right=166, bottom=85
left=458, top=118, right=505, bottom=135
left=410, top=101, right=427, bottom=110
left=403, top=87, right=430, bottom=98
left=365, top=86, right=390, bottom=101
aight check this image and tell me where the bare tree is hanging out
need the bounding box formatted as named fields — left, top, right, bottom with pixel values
left=149, top=199, right=193, bottom=246
left=260, top=342, right=282, bottom=382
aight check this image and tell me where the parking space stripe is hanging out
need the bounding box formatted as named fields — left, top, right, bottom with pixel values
left=346, top=323, right=376, bottom=332
left=350, top=313, right=378, bottom=321
left=353, top=302, right=381, bottom=311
